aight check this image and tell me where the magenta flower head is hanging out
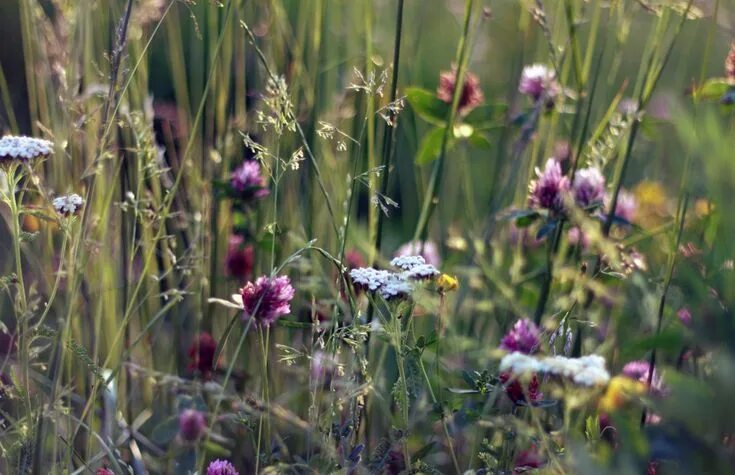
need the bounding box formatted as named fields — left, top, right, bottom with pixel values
left=239, top=275, right=295, bottom=326
left=188, top=332, right=219, bottom=379
left=573, top=167, right=606, bottom=209
left=178, top=409, right=206, bottom=441
left=225, top=235, right=254, bottom=280
left=622, top=360, right=665, bottom=395
left=96, top=469, right=114, bottom=475
left=677, top=307, right=692, bottom=326
left=207, top=459, right=239, bottom=475
left=500, top=319, right=541, bottom=354
left=528, top=158, right=569, bottom=213
left=518, top=64, right=559, bottom=102
left=231, top=160, right=269, bottom=199
left=437, top=67, right=485, bottom=115
left=395, top=240, right=441, bottom=268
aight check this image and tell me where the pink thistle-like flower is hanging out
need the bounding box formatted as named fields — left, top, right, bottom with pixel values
left=230, top=160, right=269, bottom=198
left=239, top=275, right=295, bottom=326
left=225, top=235, right=254, bottom=280
left=395, top=240, right=441, bottom=268
left=513, top=446, right=544, bottom=474
left=573, top=167, right=606, bottom=209
left=528, top=159, right=570, bottom=213
left=344, top=249, right=366, bottom=270
left=207, top=459, right=239, bottom=475
left=500, top=372, right=542, bottom=405
left=500, top=319, right=541, bottom=355
left=567, top=226, right=589, bottom=249
left=188, top=332, right=219, bottom=379
left=622, top=360, right=665, bottom=395
left=96, top=469, right=115, bottom=475
left=677, top=307, right=692, bottom=326
left=607, top=189, right=637, bottom=224
left=178, top=409, right=206, bottom=441
left=518, top=64, right=559, bottom=102
left=436, top=67, right=485, bottom=115
left=726, top=41, right=735, bottom=83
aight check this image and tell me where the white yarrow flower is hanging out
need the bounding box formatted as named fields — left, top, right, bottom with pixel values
left=390, top=255, right=426, bottom=270
left=500, top=352, right=610, bottom=387
left=0, top=135, right=54, bottom=162
left=349, top=267, right=391, bottom=291
left=377, top=274, right=413, bottom=300
left=52, top=193, right=84, bottom=216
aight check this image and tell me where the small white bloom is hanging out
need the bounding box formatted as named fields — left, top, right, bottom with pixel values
left=52, top=193, right=84, bottom=216
left=405, top=263, right=440, bottom=280
left=501, top=352, right=610, bottom=387
left=0, top=135, right=54, bottom=161
left=499, top=352, right=542, bottom=375
left=390, top=255, right=426, bottom=271
left=377, top=273, right=413, bottom=300
left=349, top=267, right=391, bottom=291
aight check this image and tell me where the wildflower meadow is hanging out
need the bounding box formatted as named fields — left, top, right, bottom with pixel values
left=1, top=0, right=735, bottom=473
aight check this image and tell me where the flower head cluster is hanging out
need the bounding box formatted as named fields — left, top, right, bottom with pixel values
left=350, top=255, right=440, bottom=300
left=225, top=235, right=254, bottom=280
left=178, top=409, right=206, bottom=441
left=518, top=64, right=559, bottom=102
left=436, top=67, right=485, bottom=115
left=188, top=332, right=218, bottom=379
left=500, top=319, right=541, bottom=354
left=608, top=189, right=637, bottom=224
left=500, top=352, right=610, bottom=386
left=52, top=193, right=85, bottom=216
left=573, top=167, right=606, bottom=209
left=238, top=275, right=295, bottom=326
left=395, top=240, right=441, bottom=267
left=231, top=160, right=269, bottom=198
left=528, top=159, right=569, bottom=213
left=0, top=135, right=54, bottom=162
left=207, top=459, right=239, bottom=475
left=622, top=360, right=665, bottom=395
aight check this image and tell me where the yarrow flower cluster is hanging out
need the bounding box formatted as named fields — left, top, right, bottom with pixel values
left=518, top=64, right=559, bottom=102
left=436, top=67, right=485, bottom=115
left=528, top=158, right=569, bottom=213
left=572, top=167, right=606, bottom=209
left=0, top=135, right=54, bottom=162
left=230, top=160, right=269, bottom=198
left=500, top=352, right=610, bottom=386
left=238, top=275, right=295, bottom=326
left=207, top=459, right=239, bottom=475
left=52, top=193, right=85, bottom=216
left=349, top=255, right=440, bottom=300
left=500, top=319, right=541, bottom=354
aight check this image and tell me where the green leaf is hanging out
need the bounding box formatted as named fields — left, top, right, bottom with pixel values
left=467, top=131, right=491, bottom=149
left=462, top=103, right=508, bottom=127
left=406, top=87, right=449, bottom=126
left=693, top=78, right=732, bottom=102
left=416, top=128, right=450, bottom=165
left=151, top=416, right=179, bottom=446
left=202, top=440, right=232, bottom=457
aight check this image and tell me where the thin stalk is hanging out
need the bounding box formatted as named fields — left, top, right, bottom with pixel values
left=413, top=0, right=476, bottom=243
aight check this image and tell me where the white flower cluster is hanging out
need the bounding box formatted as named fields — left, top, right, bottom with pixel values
left=0, top=135, right=54, bottom=161
left=349, top=254, right=440, bottom=300
left=52, top=193, right=85, bottom=216
left=500, top=352, right=610, bottom=387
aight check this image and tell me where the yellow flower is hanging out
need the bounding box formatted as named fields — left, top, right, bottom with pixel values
left=436, top=274, right=459, bottom=293
left=598, top=376, right=646, bottom=413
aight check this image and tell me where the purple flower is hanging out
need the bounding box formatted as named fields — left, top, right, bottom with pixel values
left=178, top=409, right=206, bottom=441
left=607, top=189, right=637, bottom=224
left=567, top=226, right=589, bottom=249
left=395, top=240, right=441, bottom=267
left=572, top=167, right=606, bottom=209
left=677, top=307, right=692, bottom=326
left=207, top=459, right=239, bottom=475
left=622, top=360, right=665, bottom=395
left=311, top=350, right=339, bottom=386
left=528, top=159, right=569, bottom=213
left=96, top=469, right=115, bottom=475
left=239, top=275, right=295, bottom=326
left=436, top=67, right=485, bottom=115
left=518, top=64, right=559, bottom=101
left=225, top=235, right=254, bottom=280
left=230, top=160, right=269, bottom=198
left=500, top=319, right=541, bottom=355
